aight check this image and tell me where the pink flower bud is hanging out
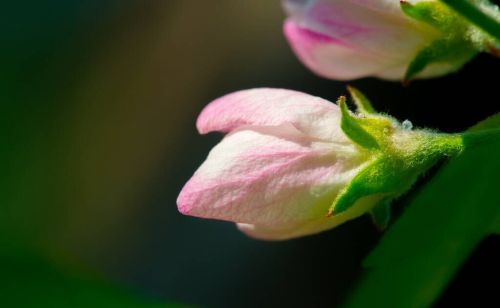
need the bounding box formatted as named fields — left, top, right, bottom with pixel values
left=282, top=0, right=456, bottom=80
left=177, top=87, right=464, bottom=239
left=177, top=89, right=369, bottom=240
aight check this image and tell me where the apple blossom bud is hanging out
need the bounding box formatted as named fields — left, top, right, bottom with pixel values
left=282, top=0, right=493, bottom=81
left=177, top=88, right=463, bottom=240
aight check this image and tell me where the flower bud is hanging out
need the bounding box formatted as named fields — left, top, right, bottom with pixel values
left=177, top=88, right=463, bottom=240
left=282, top=0, right=491, bottom=81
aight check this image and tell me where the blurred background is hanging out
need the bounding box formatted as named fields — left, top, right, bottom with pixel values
left=1, top=1, right=499, bottom=307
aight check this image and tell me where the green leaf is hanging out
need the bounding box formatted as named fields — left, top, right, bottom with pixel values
left=492, top=215, right=500, bottom=234
left=468, top=112, right=500, bottom=132
left=343, top=126, right=500, bottom=308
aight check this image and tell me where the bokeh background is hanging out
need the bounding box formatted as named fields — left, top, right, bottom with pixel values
left=1, top=1, right=499, bottom=307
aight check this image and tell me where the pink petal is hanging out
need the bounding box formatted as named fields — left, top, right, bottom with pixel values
left=284, top=20, right=388, bottom=80
left=290, top=0, right=435, bottom=55
left=282, top=0, right=440, bottom=80
left=177, top=124, right=361, bottom=228
left=197, top=88, right=347, bottom=141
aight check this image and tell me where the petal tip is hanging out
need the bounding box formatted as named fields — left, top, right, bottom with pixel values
left=176, top=192, right=193, bottom=215
left=195, top=90, right=250, bottom=134
left=177, top=182, right=200, bottom=216
left=196, top=103, right=217, bottom=135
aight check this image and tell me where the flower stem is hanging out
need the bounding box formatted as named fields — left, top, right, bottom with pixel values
left=439, top=0, right=500, bottom=41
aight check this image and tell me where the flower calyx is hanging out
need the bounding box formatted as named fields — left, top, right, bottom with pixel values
left=401, top=0, right=499, bottom=83
left=328, top=87, right=464, bottom=229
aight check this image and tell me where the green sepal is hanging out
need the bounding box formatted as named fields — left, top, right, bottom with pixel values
left=370, top=198, right=391, bottom=230
left=400, top=0, right=478, bottom=82
left=338, top=97, right=380, bottom=150
left=400, top=1, right=449, bottom=29
left=440, top=0, right=500, bottom=42
left=328, top=157, right=385, bottom=216
left=331, top=89, right=465, bottom=228
left=328, top=156, right=416, bottom=216
left=404, top=39, right=477, bottom=82
left=339, top=94, right=397, bottom=149
left=347, top=85, right=376, bottom=114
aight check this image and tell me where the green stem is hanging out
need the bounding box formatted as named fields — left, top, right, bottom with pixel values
left=440, top=0, right=500, bottom=41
